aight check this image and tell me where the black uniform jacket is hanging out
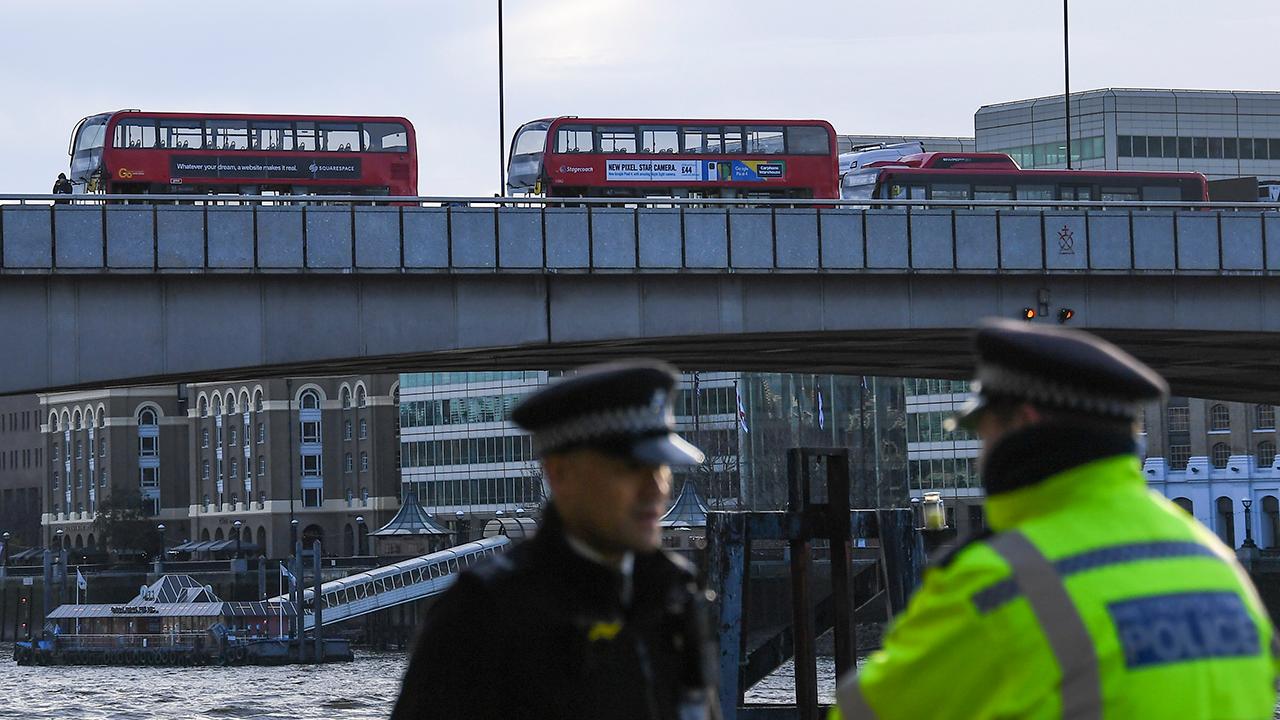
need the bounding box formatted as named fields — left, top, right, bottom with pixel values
left=391, top=505, right=719, bottom=720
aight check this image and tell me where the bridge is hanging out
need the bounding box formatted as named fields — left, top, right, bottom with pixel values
left=2, top=195, right=1279, bottom=401
left=268, top=536, right=510, bottom=630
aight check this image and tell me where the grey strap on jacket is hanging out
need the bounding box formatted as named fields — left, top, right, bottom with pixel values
left=988, top=531, right=1102, bottom=720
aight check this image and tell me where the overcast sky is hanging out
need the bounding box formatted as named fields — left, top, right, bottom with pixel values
left=1, top=0, right=1276, bottom=196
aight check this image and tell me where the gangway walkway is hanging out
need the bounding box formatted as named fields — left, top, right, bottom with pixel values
left=270, top=536, right=510, bottom=630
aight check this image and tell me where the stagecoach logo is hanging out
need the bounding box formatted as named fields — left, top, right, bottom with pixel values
left=560, top=165, right=594, bottom=174
left=1058, top=225, right=1075, bottom=254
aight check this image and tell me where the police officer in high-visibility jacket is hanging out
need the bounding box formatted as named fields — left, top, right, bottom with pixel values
left=833, top=318, right=1279, bottom=719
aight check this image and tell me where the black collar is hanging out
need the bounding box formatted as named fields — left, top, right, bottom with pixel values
left=981, top=423, right=1137, bottom=496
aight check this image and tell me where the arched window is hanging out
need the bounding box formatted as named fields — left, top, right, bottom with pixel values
left=212, top=396, right=222, bottom=416
left=1257, top=405, right=1275, bottom=430
left=48, top=411, right=57, bottom=430
left=73, top=410, right=82, bottom=430
left=343, top=525, right=355, bottom=556
left=215, top=527, right=224, bottom=541
left=1258, top=441, right=1276, bottom=468
left=341, top=387, right=352, bottom=410
left=1216, top=496, right=1236, bottom=547
left=253, top=389, right=263, bottom=412
left=356, top=386, right=367, bottom=408
left=1211, top=442, right=1231, bottom=468
left=200, top=528, right=210, bottom=542
left=199, top=396, right=209, bottom=417
left=239, top=391, right=250, bottom=417
left=256, top=526, right=267, bottom=551
left=224, top=391, right=235, bottom=415
left=1172, top=496, right=1193, bottom=515
left=300, top=390, right=321, bottom=410
left=1263, top=496, right=1280, bottom=549
left=1210, top=404, right=1230, bottom=432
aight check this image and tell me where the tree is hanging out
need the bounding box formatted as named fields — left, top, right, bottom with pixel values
left=92, top=488, right=162, bottom=560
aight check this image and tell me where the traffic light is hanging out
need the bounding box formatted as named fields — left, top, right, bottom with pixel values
left=1021, top=307, right=1037, bottom=321
left=1058, top=308, right=1075, bottom=323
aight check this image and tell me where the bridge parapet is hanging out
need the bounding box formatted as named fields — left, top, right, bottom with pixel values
left=3, top=196, right=1278, bottom=275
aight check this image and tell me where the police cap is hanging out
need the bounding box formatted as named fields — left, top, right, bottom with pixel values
left=512, top=360, right=706, bottom=465
left=950, top=318, right=1168, bottom=430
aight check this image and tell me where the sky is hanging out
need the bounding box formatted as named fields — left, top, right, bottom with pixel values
left=1, top=0, right=1276, bottom=196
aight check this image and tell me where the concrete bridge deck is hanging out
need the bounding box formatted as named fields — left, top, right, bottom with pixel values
left=1, top=196, right=1278, bottom=400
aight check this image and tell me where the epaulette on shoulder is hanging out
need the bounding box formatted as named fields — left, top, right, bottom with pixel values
left=931, top=528, right=994, bottom=569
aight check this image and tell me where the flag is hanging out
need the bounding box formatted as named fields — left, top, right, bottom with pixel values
left=736, top=383, right=749, bottom=434
left=279, top=562, right=295, bottom=586
left=76, top=569, right=87, bottom=591
left=818, top=389, right=825, bottom=430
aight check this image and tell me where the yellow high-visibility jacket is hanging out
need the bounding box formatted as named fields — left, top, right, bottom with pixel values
left=833, top=454, right=1279, bottom=719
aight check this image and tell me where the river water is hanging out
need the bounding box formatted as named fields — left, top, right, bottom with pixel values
left=0, top=643, right=827, bottom=719
left=2, top=645, right=1276, bottom=718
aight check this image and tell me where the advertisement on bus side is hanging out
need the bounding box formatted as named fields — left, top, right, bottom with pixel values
left=170, top=155, right=362, bottom=180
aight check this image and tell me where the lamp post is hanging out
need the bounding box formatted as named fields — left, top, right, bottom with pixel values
left=455, top=510, right=467, bottom=546
left=233, top=520, right=243, bottom=559
left=355, top=516, right=365, bottom=556
left=1, top=531, right=9, bottom=579
left=1242, top=498, right=1257, bottom=548
left=1062, top=0, right=1072, bottom=169
left=497, top=0, right=506, bottom=195
left=156, top=524, right=166, bottom=574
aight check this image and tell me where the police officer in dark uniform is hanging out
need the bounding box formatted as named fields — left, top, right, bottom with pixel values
left=833, top=319, right=1279, bottom=719
left=52, top=173, right=73, bottom=204
left=391, top=360, right=721, bottom=720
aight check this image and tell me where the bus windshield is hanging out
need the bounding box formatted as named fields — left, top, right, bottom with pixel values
left=841, top=169, right=879, bottom=200
left=69, top=113, right=110, bottom=185
left=507, top=120, right=550, bottom=194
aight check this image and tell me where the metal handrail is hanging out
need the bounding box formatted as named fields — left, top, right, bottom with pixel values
left=1, top=193, right=1278, bottom=210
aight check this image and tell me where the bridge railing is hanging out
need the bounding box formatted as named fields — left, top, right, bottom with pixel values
left=2, top=194, right=1280, bottom=275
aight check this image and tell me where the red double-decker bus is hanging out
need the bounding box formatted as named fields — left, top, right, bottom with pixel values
left=841, top=152, right=1209, bottom=203
left=67, top=110, right=418, bottom=196
left=507, top=117, right=839, bottom=199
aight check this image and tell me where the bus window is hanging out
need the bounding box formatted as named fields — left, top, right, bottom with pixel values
left=681, top=127, right=712, bottom=154
left=974, top=185, right=1013, bottom=201
left=556, top=125, right=593, bottom=153
left=1101, top=187, right=1139, bottom=202
left=745, top=126, right=784, bottom=154
left=319, top=122, right=360, bottom=151
left=207, top=120, right=249, bottom=151
left=363, top=122, right=409, bottom=153
left=295, top=122, right=318, bottom=151
left=512, top=124, right=548, bottom=156
left=639, top=126, right=678, bottom=154
left=597, top=126, right=637, bottom=154
left=1060, top=186, right=1092, bottom=201
left=1141, top=185, right=1180, bottom=202
left=251, top=121, right=293, bottom=151
left=113, top=119, right=157, bottom=149
left=707, top=127, right=743, bottom=154
left=931, top=184, right=970, bottom=201
left=1016, top=185, right=1054, bottom=202
left=786, top=126, right=831, bottom=155
left=160, top=119, right=204, bottom=150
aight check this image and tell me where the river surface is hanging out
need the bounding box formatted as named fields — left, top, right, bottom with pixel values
left=0, top=643, right=825, bottom=719
left=2, top=645, right=1277, bottom=718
